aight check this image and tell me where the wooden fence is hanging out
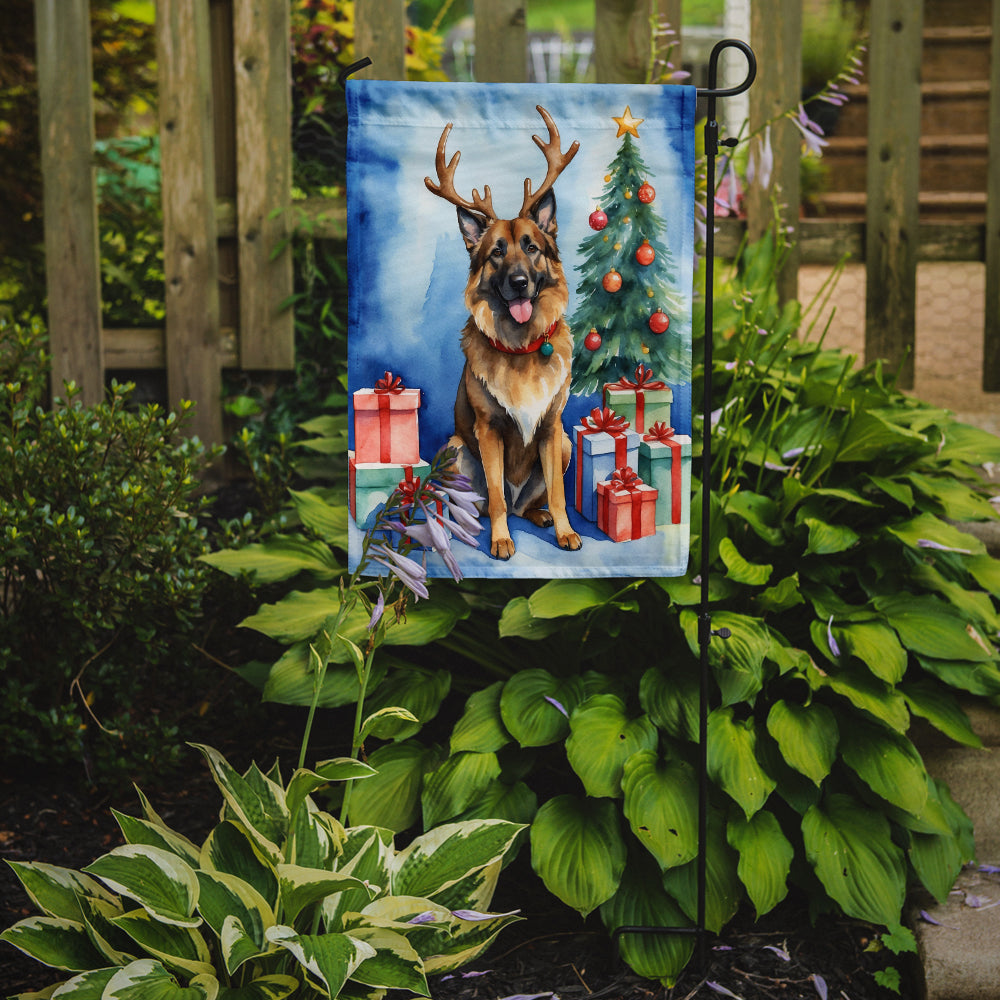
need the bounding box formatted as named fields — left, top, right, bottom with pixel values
left=34, top=0, right=1000, bottom=445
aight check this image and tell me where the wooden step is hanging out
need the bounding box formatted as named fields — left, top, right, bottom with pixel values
left=922, top=25, right=993, bottom=83
left=922, top=0, right=992, bottom=28
left=813, top=190, right=987, bottom=222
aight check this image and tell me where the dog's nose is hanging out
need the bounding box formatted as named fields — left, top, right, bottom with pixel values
left=509, top=274, right=529, bottom=296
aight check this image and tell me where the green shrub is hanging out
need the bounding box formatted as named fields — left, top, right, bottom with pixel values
left=0, top=317, right=220, bottom=783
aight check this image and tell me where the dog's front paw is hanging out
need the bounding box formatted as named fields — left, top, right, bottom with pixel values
left=491, top=536, right=516, bottom=560
left=557, top=530, right=582, bottom=551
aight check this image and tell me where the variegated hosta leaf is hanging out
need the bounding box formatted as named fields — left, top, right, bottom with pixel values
left=200, top=822, right=278, bottom=910
left=802, top=793, right=906, bottom=926
left=621, top=751, right=699, bottom=871
left=499, top=669, right=585, bottom=747
left=46, top=966, right=118, bottom=997
left=4, top=861, right=118, bottom=922
left=424, top=859, right=501, bottom=916
left=765, top=700, right=838, bottom=786
left=838, top=718, right=929, bottom=817
left=285, top=760, right=375, bottom=824
left=276, top=865, right=375, bottom=925
left=83, top=846, right=200, bottom=928
left=112, top=810, right=202, bottom=868
left=213, top=974, right=299, bottom=1000
left=195, top=871, right=274, bottom=974
left=78, top=894, right=136, bottom=966
left=288, top=802, right=343, bottom=870
left=706, top=707, right=776, bottom=819
left=391, top=820, right=524, bottom=901
left=323, top=829, right=393, bottom=931
left=346, top=741, right=442, bottom=833
left=0, top=916, right=107, bottom=971
left=450, top=681, right=511, bottom=754
left=421, top=907, right=522, bottom=975
left=265, top=926, right=376, bottom=998
left=190, top=745, right=288, bottom=863
left=110, top=908, right=214, bottom=979
left=344, top=926, right=429, bottom=995
left=566, top=695, right=658, bottom=799
left=421, top=751, right=502, bottom=829
left=599, top=853, right=694, bottom=987
left=727, top=810, right=793, bottom=918
left=529, top=795, right=626, bottom=917
left=102, top=958, right=218, bottom=999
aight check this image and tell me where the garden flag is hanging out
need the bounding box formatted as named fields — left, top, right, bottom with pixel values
left=346, top=80, right=695, bottom=578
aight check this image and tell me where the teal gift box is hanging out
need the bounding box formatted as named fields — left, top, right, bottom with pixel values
left=602, top=365, right=673, bottom=434
left=637, top=423, right=692, bottom=526
left=572, top=407, right=640, bottom=522
left=349, top=451, right=430, bottom=529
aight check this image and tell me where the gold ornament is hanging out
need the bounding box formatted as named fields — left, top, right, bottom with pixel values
left=614, top=242, right=622, bottom=251
left=623, top=216, right=631, bottom=225
left=647, top=289, right=655, bottom=297
left=624, top=190, right=633, bottom=200
left=604, top=174, right=612, bottom=183
left=641, top=343, right=650, bottom=354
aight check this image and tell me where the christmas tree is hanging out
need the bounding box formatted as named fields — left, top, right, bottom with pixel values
left=570, top=106, right=691, bottom=395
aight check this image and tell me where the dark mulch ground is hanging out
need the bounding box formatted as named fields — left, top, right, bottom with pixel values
left=1, top=741, right=915, bottom=1000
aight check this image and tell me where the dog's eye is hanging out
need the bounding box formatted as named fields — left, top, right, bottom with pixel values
left=526, top=242, right=538, bottom=253
left=491, top=245, right=504, bottom=258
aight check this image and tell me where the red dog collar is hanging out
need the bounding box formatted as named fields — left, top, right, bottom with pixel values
left=487, top=319, right=559, bottom=354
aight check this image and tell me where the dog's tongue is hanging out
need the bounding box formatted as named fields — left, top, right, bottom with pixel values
left=508, top=298, right=533, bottom=324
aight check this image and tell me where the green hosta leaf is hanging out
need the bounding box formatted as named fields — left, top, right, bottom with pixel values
left=111, top=908, right=214, bottom=978
left=866, top=474, right=914, bottom=509
left=0, top=916, right=107, bottom=971
left=718, top=537, right=772, bottom=586
left=261, top=643, right=385, bottom=709
left=874, top=594, right=995, bottom=662
left=967, top=553, right=1000, bottom=597
left=195, top=871, right=273, bottom=974
left=566, top=695, right=658, bottom=798
left=421, top=751, right=502, bottom=828
left=765, top=700, right=838, bottom=786
left=916, top=655, right=1000, bottom=697
left=347, top=740, right=442, bottom=832
left=450, top=682, right=511, bottom=754
left=681, top=610, right=771, bottom=706
left=661, top=812, right=741, bottom=933
left=216, top=975, right=299, bottom=1000
left=200, top=822, right=278, bottom=910
left=936, top=421, right=1000, bottom=465
left=802, top=793, right=906, bottom=926
left=530, top=795, right=626, bottom=917
left=453, top=779, right=538, bottom=827
left=835, top=410, right=927, bottom=463
left=112, top=812, right=201, bottom=868
left=908, top=782, right=968, bottom=907
left=5, top=862, right=118, bottom=923
left=803, top=517, right=859, bottom=556
left=599, top=853, right=694, bottom=987
left=724, top=490, right=784, bottom=546
left=908, top=471, right=999, bottom=521
left=839, top=718, right=928, bottom=816
left=103, top=959, right=218, bottom=1000
left=499, top=670, right=584, bottom=747
left=285, top=759, right=375, bottom=823
left=288, top=488, right=349, bottom=546
left=835, top=621, right=907, bottom=684
left=639, top=664, right=699, bottom=742
left=911, top=562, right=1000, bottom=633
left=393, top=820, right=524, bottom=901
left=346, top=926, right=428, bottom=994
left=886, top=512, right=985, bottom=556
left=265, top=926, right=375, bottom=998
left=497, top=596, right=564, bottom=639
left=755, top=573, right=805, bottom=614
left=362, top=667, right=451, bottom=740
left=621, top=751, right=699, bottom=871
left=83, top=846, right=200, bottom=928
left=526, top=578, right=618, bottom=618
left=277, top=865, right=374, bottom=925
left=190, top=746, right=287, bottom=863
left=812, top=662, right=910, bottom=732
left=200, top=536, right=341, bottom=584
left=656, top=572, right=738, bottom=606
left=359, top=706, right=421, bottom=742
left=707, top=708, right=776, bottom=818
left=727, top=811, right=793, bottom=918
left=901, top=680, right=982, bottom=748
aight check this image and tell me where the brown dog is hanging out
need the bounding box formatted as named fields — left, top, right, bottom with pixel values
left=425, top=106, right=582, bottom=559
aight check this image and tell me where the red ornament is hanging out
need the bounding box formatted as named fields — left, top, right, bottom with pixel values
left=638, top=182, right=655, bottom=204
left=602, top=269, right=623, bottom=293
left=635, top=240, right=655, bottom=266
left=584, top=328, right=602, bottom=351
left=589, top=209, right=608, bottom=231
left=648, top=310, right=670, bottom=334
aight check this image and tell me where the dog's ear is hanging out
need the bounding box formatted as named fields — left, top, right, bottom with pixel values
left=530, top=190, right=557, bottom=236
left=457, top=207, right=490, bottom=250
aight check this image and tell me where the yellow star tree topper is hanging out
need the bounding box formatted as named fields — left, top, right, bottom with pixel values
left=613, top=105, right=644, bottom=138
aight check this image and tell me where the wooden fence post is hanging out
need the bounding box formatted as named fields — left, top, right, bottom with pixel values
left=746, top=0, right=801, bottom=305
left=983, top=0, right=1000, bottom=390
left=474, top=0, right=527, bottom=82
left=594, top=0, right=675, bottom=84
left=34, top=0, right=104, bottom=405
left=157, top=0, right=223, bottom=445
left=354, top=0, right=407, bottom=80
left=864, top=0, right=923, bottom=389
left=233, top=0, right=294, bottom=370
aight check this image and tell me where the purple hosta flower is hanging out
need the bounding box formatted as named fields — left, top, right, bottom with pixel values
left=812, top=974, right=828, bottom=1000
left=979, top=864, right=1000, bottom=874
left=917, top=538, right=973, bottom=555
left=370, top=542, right=429, bottom=600
left=544, top=695, right=569, bottom=718
left=441, top=970, right=493, bottom=982
left=451, top=908, right=521, bottom=921
left=367, top=590, right=385, bottom=631
left=763, top=944, right=790, bottom=962
left=407, top=911, right=438, bottom=925
left=746, top=125, right=774, bottom=191
left=715, top=158, right=742, bottom=216
left=497, top=994, right=557, bottom=1000
left=827, top=615, right=842, bottom=658
left=707, top=982, right=742, bottom=999
left=791, top=104, right=828, bottom=157
left=919, top=909, right=958, bottom=929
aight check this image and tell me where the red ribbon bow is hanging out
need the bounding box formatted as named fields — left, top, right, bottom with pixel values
left=374, top=371, right=405, bottom=394
left=395, top=473, right=421, bottom=508
left=610, top=466, right=641, bottom=490
left=614, top=364, right=667, bottom=391
left=581, top=406, right=631, bottom=434
left=643, top=421, right=676, bottom=443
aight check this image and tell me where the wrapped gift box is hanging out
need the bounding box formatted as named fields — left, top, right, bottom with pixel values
left=637, top=422, right=692, bottom=525
left=572, top=406, right=640, bottom=522
left=596, top=467, right=657, bottom=542
left=349, top=451, right=430, bottom=529
left=602, top=365, right=673, bottom=434
left=353, top=371, right=421, bottom=465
